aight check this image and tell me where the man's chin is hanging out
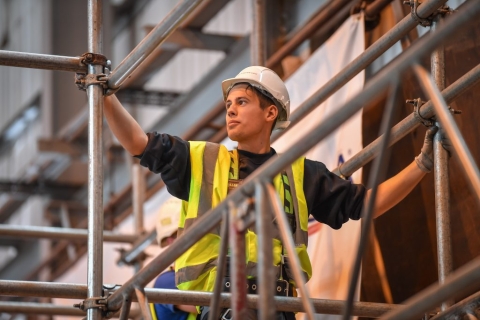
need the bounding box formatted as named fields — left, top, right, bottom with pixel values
left=227, top=131, right=239, bottom=142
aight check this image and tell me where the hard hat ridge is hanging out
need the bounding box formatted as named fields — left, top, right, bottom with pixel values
left=155, top=197, right=182, bottom=247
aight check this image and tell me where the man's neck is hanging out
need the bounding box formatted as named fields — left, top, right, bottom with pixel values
left=237, top=139, right=271, bottom=154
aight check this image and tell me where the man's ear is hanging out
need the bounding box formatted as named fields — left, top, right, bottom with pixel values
left=265, top=104, right=278, bottom=122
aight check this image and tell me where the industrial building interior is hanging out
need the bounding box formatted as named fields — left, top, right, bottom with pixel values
left=0, top=0, right=479, bottom=319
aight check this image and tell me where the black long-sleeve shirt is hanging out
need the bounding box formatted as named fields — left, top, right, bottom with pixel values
left=138, top=132, right=365, bottom=229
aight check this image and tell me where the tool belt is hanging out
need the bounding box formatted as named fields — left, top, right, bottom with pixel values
left=222, top=276, right=293, bottom=297
left=223, top=255, right=295, bottom=297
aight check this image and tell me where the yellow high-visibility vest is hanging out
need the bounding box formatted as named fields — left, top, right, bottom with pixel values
left=175, top=142, right=311, bottom=292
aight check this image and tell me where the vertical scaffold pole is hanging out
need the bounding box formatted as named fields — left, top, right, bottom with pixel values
left=430, top=14, right=453, bottom=311
left=132, top=163, right=145, bottom=271
left=251, top=0, right=266, bottom=66
left=229, top=201, right=247, bottom=318
left=255, top=181, right=276, bottom=319
left=87, top=1, right=104, bottom=320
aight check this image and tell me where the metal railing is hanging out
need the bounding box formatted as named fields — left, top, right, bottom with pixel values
left=0, top=0, right=479, bottom=319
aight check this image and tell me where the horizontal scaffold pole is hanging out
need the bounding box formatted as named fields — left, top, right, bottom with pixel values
left=380, top=254, right=480, bottom=320
left=0, top=302, right=85, bottom=316
left=0, top=225, right=137, bottom=243
left=106, top=0, right=205, bottom=92
left=0, top=280, right=399, bottom=318
left=0, top=50, right=87, bottom=73
left=333, top=63, right=480, bottom=177
left=430, top=290, right=480, bottom=320
left=105, top=0, right=480, bottom=312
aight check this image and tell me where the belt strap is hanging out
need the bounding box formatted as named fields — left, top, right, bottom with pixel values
left=222, top=277, right=292, bottom=297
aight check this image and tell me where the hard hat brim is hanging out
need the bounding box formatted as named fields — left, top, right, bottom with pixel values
left=221, top=77, right=268, bottom=101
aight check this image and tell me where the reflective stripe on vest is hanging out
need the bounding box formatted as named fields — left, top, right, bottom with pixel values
left=176, top=142, right=311, bottom=292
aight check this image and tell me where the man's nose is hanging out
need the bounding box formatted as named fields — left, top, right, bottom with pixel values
left=227, top=106, right=237, bottom=117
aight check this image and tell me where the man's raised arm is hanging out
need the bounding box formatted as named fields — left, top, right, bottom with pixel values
left=104, top=95, right=148, bottom=156
left=370, top=126, right=451, bottom=218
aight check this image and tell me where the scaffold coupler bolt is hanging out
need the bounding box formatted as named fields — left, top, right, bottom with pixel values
left=403, top=1, right=453, bottom=27
left=75, top=52, right=111, bottom=92
left=73, top=296, right=108, bottom=313
left=407, top=98, right=436, bottom=127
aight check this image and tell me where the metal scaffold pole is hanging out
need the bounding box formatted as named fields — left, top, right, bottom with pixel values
left=255, top=181, right=276, bottom=319
left=86, top=0, right=105, bottom=319
left=251, top=0, right=266, bottom=66
left=229, top=201, right=248, bottom=318
left=431, top=13, right=454, bottom=311
left=0, top=279, right=400, bottom=317
left=132, top=163, right=146, bottom=271
left=106, top=0, right=205, bottom=93
left=0, top=51, right=87, bottom=73
left=379, top=253, right=480, bottom=320
left=0, top=225, right=137, bottom=243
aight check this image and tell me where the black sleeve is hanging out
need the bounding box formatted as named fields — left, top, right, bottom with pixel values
left=304, top=159, right=365, bottom=229
left=136, top=132, right=191, bottom=201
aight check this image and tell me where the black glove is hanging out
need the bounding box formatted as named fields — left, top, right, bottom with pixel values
left=415, top=126, right=437, bottom=172
left=438, top=128, right=453, bottom=156
left=415, top=126, right=452, bottom=172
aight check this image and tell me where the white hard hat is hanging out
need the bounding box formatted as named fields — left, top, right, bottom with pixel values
left=156, top=197, right=182, bottom=247
left=221, top=66, right=291, bottom=130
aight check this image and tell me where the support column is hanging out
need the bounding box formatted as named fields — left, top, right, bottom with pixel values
left=431, top=14, right=453, bottom=311
left=132, top=163, right=145, bottom=271
left=229, top=201, right=247, bottom=318
left=251, top=0, right=266, bottom=66
left=86, top=1, right=104, bottom=320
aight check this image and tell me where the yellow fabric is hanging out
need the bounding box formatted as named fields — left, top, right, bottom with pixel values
left=182, top=141, right=206, bottom=222
left=291, top=157, right=309, bottom=231
left=212, top=144, right=231, bottom=208
left=150, top=303, right=158, bottom=320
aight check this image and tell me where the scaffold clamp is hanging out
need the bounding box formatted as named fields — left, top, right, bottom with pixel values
left=80, top=52, right=109, bottom=68
left=407, top=98, right=436, bottom=127
left=74, top=296, right=108, bottom=312
left=403, top=0, right=432, bottom=27
left=75, top=73, right=109, bottom=91
left=403, top=1, right=453, bottom=27
left=75, top=52, right=111, bottom=92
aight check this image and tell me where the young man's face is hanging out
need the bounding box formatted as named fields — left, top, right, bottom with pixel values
left=225, top=84, right=277, bottom=143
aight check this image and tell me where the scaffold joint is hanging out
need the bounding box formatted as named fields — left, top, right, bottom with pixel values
left=403, top=1, right=453, bottom=27
left=407, top=98, right=436, bottom=127
left=74, top=296, right=108, bottom=312
left=80, top=52, right=109, bottom=67
left=75, top=52, right=111, bottom=92
left=403, top=0, right=433, bottom=27
left=75, top=73, right=109, bottom=91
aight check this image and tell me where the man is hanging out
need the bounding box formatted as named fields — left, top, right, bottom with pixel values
left=150, top=197, right=198, bottom=320
left=104, top=66, right=448, bottom=319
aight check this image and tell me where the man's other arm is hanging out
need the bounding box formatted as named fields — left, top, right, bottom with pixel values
left=369, top=126, right=451, bottom=218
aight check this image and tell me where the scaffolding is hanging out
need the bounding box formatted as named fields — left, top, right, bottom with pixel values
left=0, top=0, right=480, bottom=319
